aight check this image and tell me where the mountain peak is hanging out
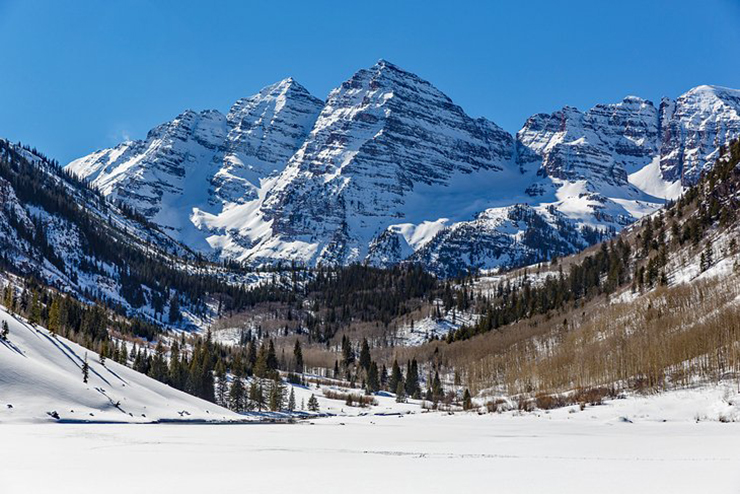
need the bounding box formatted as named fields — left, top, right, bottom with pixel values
left=368, top=59, right=420, bottom=82
left=243, top=77, right=316, bottom=103
left=64, top=63, right=740, bottom=275
left=621, top=95, right=653, bottom=107
left=687, top=84, right=740, bottom=96
left=680, top=85, right=740, bottom=108
left=374, top=58, right=401, bottom=70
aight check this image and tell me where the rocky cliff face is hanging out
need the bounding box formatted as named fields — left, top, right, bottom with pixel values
left=214, top=78, right=324, bottom=205
left=408, top=205, right=598, bottom=278
left=67, top=109, right=227, bottom=223
left=66, top=62, right=740, bottom=276
left=517, top=96, right=659, bottom=187
left=658, top=85, right=740, bottom=184
left=67, top=79, right=323, bottom=248
left=259, top=60, right=515, bottom=265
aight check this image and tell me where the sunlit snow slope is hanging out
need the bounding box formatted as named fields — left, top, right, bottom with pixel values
left=0, top=305, right=242, bottom=424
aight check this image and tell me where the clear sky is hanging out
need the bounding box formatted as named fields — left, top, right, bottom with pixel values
left=1, top=0, right=739, bottom=164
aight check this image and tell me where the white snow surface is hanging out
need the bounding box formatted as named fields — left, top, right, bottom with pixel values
left=0, top=304, right=242, bottom=424
left=2, top=384, right=740, bottom=493
left=628, top=156, right=683, bottom=200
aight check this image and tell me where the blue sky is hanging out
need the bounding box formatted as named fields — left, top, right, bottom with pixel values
left=1, top=0, right=739, bottom=164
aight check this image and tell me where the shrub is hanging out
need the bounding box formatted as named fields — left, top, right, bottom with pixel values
left=534, top=393, right=568, bottom=410
left=323, top=389, right=378, bottom=407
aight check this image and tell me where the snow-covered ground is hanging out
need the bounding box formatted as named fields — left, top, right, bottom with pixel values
left=0, top=305, right=242, bottom=424
left=4, top=298, right=740, bottom=492
left=3, top=403, right=739, bottom=494
left=394, top=310, right=478, bottom=345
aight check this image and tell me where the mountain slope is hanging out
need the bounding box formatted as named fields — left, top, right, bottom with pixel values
left=0, top=304, right=241, bottom=423
left=65, top=63, right=740, bottom=275
left=255, top=59, right=517, bottom=265
left=1, top=139, right=258, bottom=331
left=67, top=79, right=324, bottom=251
left=423, top=138, right=740, bottom=396
left=659, top=85, right=740, bottom=184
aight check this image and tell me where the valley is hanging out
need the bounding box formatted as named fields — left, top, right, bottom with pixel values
left=2, top=6, right=740, bottom=490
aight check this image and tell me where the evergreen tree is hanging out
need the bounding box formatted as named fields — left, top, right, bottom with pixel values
left=48, top=296, right=61, bottom=336
left=99, top=340, right=108, bottom=366
left=215, top=360, right=228, bottom=407
left=366, top=361, right=380, bottom=394
left=3, top=286, right=13, bottom=313
left=253, top=343, right=269, bottom=378
left=287, top=387, right=296, bottom=412
left=148, top=341, right=168, bottom=382
left=229, top=373, right=246, bottom=412
left=247, top=380, right=258, bottom=411
left=341, top=335, right=353, bottom=367
left=389, top=360, right=403, bottom=393
left=266, top=339, right=279, bottom=373
left=111, top=341, right=120, bottom=363
left=293, top=339, right=304, bottom=374
left=193, top=340, right=215, bottom=403
left=168, top=340, right=183, bottom=389
left=431, top=371, right=443, bottom=403
left=1, top=320, right=9, bottom=340
left=247, top=338, right=258, bottom=373
left=249, top=380, right=266, bottom=411
left=133, top=350, right=144, bottom=373
left=359, top=338, right=371, bottom=372
left=307, top=393, right=320, bottom=412
left=82, top=352, right=90, bottom=384
left=404, top=359, right=420, bottom=398
left=28, top=290, right=41, bottom=326
left=269, top=376, right=284, bottom=411
left=118, top=342, right=128, bottom=365
left=701, top=242, right=714, bottom=272
left=462, top=389, right=473, bottom=410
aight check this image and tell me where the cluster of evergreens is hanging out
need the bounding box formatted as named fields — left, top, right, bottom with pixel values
left=448, top=237, right=632, bottom=342
left=330, top=335, right=450, bottom=404
left=302, top=264, right=439, bottom=342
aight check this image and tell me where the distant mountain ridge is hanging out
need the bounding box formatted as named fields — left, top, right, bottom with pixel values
left=66, top=61, right=740, bottom=275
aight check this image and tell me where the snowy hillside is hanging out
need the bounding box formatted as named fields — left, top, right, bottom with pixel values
left=0, top=305, right=242, bottom=423
left=66, top=62, right=740, bottom=275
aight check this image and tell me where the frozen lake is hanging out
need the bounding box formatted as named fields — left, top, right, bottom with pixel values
left=3, top=412, right=739, bottom=494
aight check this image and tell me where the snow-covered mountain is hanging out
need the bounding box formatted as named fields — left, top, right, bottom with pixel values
left=0, top=140, right=270, bottom=330
left=517, top=96, right=659, bottom=185
left=66, top=62, right=740, bottom=275
left=67, top=78, right=324, bottom=251
left=257, top=60, right=516, bottom=265
left=658, top=85, right=740, bottom=184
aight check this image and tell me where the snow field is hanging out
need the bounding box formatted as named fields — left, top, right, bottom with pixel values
left=2, top=410, right=739, bottom=494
